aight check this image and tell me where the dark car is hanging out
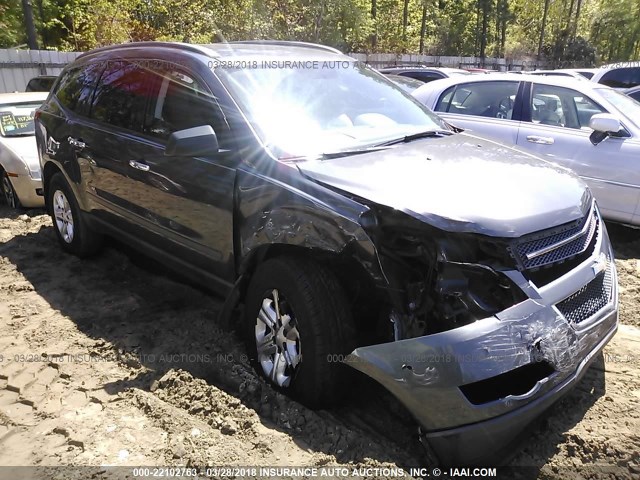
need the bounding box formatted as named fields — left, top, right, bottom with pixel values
left=25, top=75, right=57, bottom=92
left=378, top=66, right=471, bottom=84
left=35, top=41, right=618, bottom=465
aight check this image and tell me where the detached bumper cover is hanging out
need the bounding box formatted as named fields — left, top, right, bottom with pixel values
left=346, top=220, right=618, bottom=465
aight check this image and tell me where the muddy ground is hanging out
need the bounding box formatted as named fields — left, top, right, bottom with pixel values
left=0, top=206, right=639, bottom=480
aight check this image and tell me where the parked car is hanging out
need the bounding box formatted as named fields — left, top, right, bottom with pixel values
left=591, top=62, right=640, bottom=88
left=0, top=92, right=48, bottom=208
left=383, top=74, right=425, bottom=93
left=25, top=75, right=57, bottom=92
left=36, top=41, right=618, bottom=465
left=572, top=68, right=599, bottom=80
left=529, top=69, right=587, bottom=80
left=625, top=84, right=640, bottom=102
left=378, top=66, right=471, bottom=83
left=463, top=67, right=493, bottom=74
left=413, top=73, right=640, bottom=225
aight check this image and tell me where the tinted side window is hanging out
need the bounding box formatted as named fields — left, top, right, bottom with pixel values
left=402, top=71, right=443, bottom=83
left=630, top=91, right=640, bottom=102
left=144, top=66, right=232, bottom=149
left=435, top=81, right=519, bottom=118
left=55, top=64, right=103, bottom=115
left=600, top=67, right=640, bottom=89
left=91, top=60, right=152, bottom=132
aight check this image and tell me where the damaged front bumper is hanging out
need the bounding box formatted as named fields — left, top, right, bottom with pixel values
left=345, top=221, right=618, bottom=465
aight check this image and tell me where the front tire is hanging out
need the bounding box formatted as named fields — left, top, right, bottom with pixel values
left=1, top=171, right=20, bottom=209
left=244, top=256, right=355, bottom=408
left=48, top=172, right=102, bottom=257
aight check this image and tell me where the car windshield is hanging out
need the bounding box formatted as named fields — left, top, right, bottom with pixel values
left=597, top=88, right=640, bottom=130
left=217, top=60, right=447, bottom=159
left=0, top=102, right=40, bottom=137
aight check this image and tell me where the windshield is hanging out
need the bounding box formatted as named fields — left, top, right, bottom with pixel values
left=597, top=88, right=640, bottom=130
left=217, top=60, right=448, bottom=159
left=0, top=102, right=40, bottom=137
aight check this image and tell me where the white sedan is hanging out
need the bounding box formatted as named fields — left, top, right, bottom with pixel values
left=413, top=74, right=640, bottom=225
left=0, top=92, right=48, bottom=209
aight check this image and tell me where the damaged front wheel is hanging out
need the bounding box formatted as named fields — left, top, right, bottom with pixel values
left=244, top=256, right=355, bottom=408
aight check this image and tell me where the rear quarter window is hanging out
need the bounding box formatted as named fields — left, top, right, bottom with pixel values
left=54, top=63, right=103, bottom=116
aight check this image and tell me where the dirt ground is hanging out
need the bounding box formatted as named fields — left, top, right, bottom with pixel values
left=0, top=206, right=639, bottom=480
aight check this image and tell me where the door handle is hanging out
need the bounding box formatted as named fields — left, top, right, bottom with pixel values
left=128, top=160, right=150, bottom=172
left=526, top=135, right=554, bottom=145
left=68, top=136, right=86, bottom=149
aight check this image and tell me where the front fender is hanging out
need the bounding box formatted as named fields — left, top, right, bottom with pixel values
left=235, top=168, right=386, bottom=284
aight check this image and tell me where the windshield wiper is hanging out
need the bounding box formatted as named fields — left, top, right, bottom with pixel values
left=376, top=129, right=454, bottom=146
left=319, top=145, right=393, bottom=160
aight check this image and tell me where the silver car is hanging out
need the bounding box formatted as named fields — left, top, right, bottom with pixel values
left=0, top=92, right=48, bottom=208
left=413, top=74, right=640, bottom=225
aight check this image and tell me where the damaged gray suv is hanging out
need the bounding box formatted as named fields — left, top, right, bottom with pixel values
left=35, top=41, right=618, bottom=465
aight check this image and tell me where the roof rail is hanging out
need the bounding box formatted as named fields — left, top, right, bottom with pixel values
left=76, top=41, right=214, bottom=60
left=222, top=40, right=343, bottom=55
left=76, top=40, right=344, bottom=61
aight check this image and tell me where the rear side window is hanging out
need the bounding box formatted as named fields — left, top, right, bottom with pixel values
left=55, top=64, right=103, bottom=115
left=435, top=81, right=519, bottom=119
left=91, top=60, right=152, bottom=132
left=599, top=67, right=640, bottom=89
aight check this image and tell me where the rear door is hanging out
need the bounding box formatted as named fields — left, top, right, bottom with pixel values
left=515, top=82, right=640, bottom=224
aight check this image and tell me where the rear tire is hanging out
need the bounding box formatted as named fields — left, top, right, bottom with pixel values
left=244, top=256, right=355, bottom=408
left=1, top=171, right=21, bottom=209
left=48, top=172, right=102, bottom=257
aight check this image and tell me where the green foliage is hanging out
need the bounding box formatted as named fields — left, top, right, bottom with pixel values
left=0, top=1, right=26, bottom=48
left=2, top=0, right=639, bottom=64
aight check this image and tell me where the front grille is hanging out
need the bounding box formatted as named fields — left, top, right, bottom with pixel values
left=555, top=259, right=614, bottom=324
left=513, top=204, right=598, bottom=270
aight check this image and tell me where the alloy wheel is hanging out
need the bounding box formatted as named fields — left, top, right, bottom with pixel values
left=255, top=289, right=302, bottom=387
left=52, top=190, right=74, bottom=243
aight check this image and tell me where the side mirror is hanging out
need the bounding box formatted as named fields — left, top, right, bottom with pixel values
left=588, top=113, right=622, bottom=146
left=165, top=125, right=219, bottom=157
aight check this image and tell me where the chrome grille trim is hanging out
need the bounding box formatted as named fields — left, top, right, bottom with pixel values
left=513, top=203, right=598, bottom=270
left=555, top=257, right=614, bottom=325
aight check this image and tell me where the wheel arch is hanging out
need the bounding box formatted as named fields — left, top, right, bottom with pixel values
left=42, top=161, right=64, bottom=213
left=237, top=243, right=389, bottom=340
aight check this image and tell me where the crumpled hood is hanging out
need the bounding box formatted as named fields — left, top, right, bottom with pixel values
left=1, top=135, right=40, bottom=174
left=298, top=133, right=591, bottom=237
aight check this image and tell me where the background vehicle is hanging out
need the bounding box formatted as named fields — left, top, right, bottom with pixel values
left=529, top=69, right=587, bottom=80
left=36, top=41, right=617, bottom=465
left=383, top=74, right=425, bottom=93
left=0, top=92, right=47, bottom=209
left=591, top=63, right=640, bottom=88
left=414, top=73, right=640, bottom=226
left=378, top=66, right=471, bottom=83
left=25, top=76, right=57, bottom=92
left=625, top=84, right=640, bottom=101
left=572, top=68, right=599, bottom=80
